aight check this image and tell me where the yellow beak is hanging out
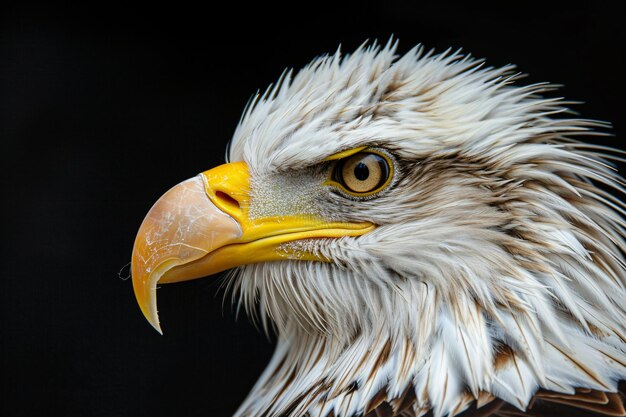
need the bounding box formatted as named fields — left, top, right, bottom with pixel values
left=131, top=162, right=374, bottom=333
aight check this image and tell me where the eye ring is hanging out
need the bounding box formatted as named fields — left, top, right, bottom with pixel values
left=328, top=149, right=394, bottom=197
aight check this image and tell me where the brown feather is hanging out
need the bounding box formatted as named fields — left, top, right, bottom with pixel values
left=389, top=385, right=417, bottom=414
left=365, top=388, right=388, bottom=415
left=363, top=383, right=625, bottom=417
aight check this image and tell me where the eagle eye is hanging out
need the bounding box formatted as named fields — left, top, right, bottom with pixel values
left=331, top=150, right=393, bottom=197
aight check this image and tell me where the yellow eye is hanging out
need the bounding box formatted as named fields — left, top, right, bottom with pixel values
left=332, top=151, right=393, bottom=196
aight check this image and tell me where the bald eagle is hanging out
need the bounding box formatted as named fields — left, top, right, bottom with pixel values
left=131, top=41, right=626, bottom=417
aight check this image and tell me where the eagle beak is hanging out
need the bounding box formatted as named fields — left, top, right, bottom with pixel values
left=131, top=162, right=374, bottom=333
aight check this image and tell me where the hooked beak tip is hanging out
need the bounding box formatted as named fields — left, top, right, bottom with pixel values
left=131, top=175, right=243, bottom=334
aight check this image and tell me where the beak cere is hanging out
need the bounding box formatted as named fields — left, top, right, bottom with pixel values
left=131, top=162, right=375, bottom=334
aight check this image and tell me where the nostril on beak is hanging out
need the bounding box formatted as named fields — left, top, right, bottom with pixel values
left=215, top=191, right=241, bottom=210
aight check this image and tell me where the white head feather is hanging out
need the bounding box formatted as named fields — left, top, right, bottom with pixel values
left=224, top=40, right=626, bottom=417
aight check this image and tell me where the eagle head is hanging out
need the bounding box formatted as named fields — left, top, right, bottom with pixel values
left=131, top=41, right=626, bottom=417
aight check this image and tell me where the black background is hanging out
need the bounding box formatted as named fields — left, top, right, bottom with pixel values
left=1, top=3, right=624, bottom=417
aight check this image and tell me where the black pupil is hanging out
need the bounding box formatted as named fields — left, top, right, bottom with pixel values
left=354, top=162, right=369, bottom=181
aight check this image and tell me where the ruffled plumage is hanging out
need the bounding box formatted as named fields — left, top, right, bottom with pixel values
left=223, top=40, right=626, bottom=417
